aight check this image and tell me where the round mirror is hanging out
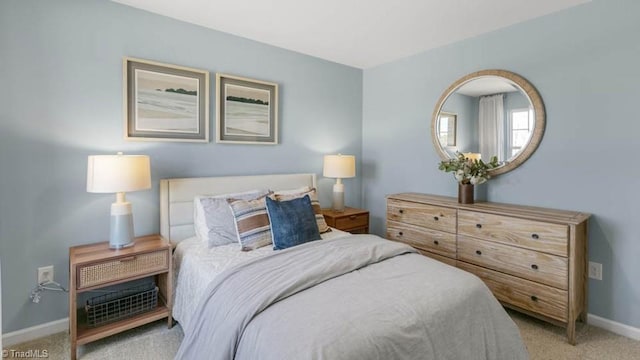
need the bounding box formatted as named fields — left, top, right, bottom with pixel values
left=431, top=70, right=545, bottom=176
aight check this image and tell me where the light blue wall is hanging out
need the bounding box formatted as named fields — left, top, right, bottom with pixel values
left=363, top=0, right=640, bottom=328
left=0, top=0, right=362, bottom=332
left=440, top=93, right=477, bottom=156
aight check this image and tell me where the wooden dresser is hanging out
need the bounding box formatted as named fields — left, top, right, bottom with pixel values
left=386, top=193, right=589, bottom=344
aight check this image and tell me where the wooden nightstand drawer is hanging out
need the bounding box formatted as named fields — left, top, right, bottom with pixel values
left=77, top=249, right=169, bottom=289
left=387, top=199, right=456, bottom=234
left=335, top=213, right=368, bottom=230
left=458, top=210, right=568, bottom=256
left=322, top=207, right=369, bottom=233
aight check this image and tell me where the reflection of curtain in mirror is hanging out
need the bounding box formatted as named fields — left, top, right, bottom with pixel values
left=478, top=94, right=505, bottom=162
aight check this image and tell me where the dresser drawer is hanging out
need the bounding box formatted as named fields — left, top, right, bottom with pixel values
left=387, top=220, right=456, bottom=258
left=418, top=249, right=457, bottom=267
left=458, top=210, right=568, bottom=256
left=458, top=262, right=568, bottom=322
left=77, top=249, right=170, bottom=289
left=387, top=199, right=456, bottom=233
left=457, top=236, right=568, bottom=290
left=335, top=213, right=368, bottom=230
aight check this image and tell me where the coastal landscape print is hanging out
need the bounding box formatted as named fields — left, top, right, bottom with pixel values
left=135, top=69, right=199, bottom=133
left=224, top=84, right=270, bottom=137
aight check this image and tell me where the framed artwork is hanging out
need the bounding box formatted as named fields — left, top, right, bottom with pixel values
left=123, top=57, right=209, bottom=142
left=216, top=73, right=278, bottom=144
left=437, top=112, right=457, bottom=147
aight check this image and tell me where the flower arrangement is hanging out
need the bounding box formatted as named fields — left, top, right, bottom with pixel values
left=438, top=152, right=500, bottom=185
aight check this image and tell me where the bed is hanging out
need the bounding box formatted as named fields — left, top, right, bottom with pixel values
left=160, top=173, right=528, bottom=360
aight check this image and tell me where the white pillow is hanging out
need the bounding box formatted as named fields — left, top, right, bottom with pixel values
left=194, top=189, right=269, bottom=247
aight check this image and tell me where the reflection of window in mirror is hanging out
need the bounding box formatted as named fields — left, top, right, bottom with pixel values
left=438, top=112, right=457, bottom=147
left=509, top=108, right=534, bottom=156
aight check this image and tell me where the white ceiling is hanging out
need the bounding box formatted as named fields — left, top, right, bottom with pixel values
left=112, top=0, right=590, bottom=69
left=456, top=77, right=518, bottom=97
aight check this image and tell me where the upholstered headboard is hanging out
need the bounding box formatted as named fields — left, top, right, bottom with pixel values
left=160, top=173, right=317, bottom=244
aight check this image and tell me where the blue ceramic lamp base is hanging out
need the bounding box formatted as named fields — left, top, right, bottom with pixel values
left=109, top=198, right=135, bottom=249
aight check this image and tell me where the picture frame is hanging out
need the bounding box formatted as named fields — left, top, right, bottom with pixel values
left=437, top=111, right=457, bottom=147
left=216, top=73, right=278, bottom=144
left=123, top=57, right=209, bottom=142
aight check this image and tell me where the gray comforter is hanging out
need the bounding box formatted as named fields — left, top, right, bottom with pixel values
left=175, top=235, right=527, bottom=360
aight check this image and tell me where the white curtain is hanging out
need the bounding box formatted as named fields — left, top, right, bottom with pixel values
left=478, top=94, right=505, bottom=162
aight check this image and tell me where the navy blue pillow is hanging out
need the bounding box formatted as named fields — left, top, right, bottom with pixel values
left=266, top=195, right=321, bottom=250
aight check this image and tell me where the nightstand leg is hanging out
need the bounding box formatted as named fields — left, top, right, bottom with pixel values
left=71, top=342, right=77, bottom=360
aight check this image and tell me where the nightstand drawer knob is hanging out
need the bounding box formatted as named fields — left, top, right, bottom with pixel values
left=531, top=233, right=539, bottom=239
left=398, top=231, right=403, bottom=236
left=349, top=215, right=357, bottom=220
left=399, top=209, right=404, bottom=214
left=531, top=264, right=538, bottom=270
left=433, top=216, right=439, bottom=221
left=433, top=240, right=439, bottom=245
left=531, top=295, right=538, bottom=302
left=476, top=224, right=482, bottom=229
left=475, top=250, right=482, bottom=255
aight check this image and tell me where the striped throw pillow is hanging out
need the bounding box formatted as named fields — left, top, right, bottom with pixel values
left=272, top=187, right=331, bottom=233
left=228, top=195, right=273, bottom=251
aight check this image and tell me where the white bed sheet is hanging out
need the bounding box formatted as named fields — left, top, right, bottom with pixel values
left=172, top=228, right=352, bottom=329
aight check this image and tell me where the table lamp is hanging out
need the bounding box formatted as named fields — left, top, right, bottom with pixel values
left=463, top=152, right=482, bottom=161
left=323, top=154, right=355, bottom=212
left=87, top=152, right=151, bottom=249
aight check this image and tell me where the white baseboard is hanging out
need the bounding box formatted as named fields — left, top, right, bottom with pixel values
left=2, top=318, right=68, bottom=347
left=588, top=313, right=640, bottom=341
left=2, top=313, right=639, bottom=347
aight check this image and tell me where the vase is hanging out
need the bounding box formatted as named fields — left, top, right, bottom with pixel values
left=458, top=183, right=474, bottom=204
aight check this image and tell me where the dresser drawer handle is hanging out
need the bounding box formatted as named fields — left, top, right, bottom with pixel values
left=349, top=215, right=357, bottom=220
left=531, top=233, right=539, bottom=239
left=399, top=209, right=404, bottom=214
left=433, top=216, right=439, bottom=221
left=531, top=295, right=538, bottom=302
left=433, top=240, right=439, bottom=245
left=476, top=224, right=482, bottom=229
left=531, top=264, right=539, bottom=270
left=475, top=250, right=482, bottom=255
left=398, top=231, right=403, bottom=237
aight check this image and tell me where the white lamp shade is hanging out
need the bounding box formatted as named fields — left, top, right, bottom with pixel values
left=87, top=154, right=151, bottom=193
left=323, top=154, right=356, bottom=179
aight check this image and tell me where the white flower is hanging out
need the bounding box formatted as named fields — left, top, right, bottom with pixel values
left=454, top=170, right=464, bottom=182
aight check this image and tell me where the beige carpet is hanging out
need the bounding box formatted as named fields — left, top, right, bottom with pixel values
left=6, top=310, right=640, bottom=359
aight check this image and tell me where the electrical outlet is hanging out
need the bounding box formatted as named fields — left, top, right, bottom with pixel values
left=37, top=265, right=54, bottom=284
left=588, top=261, right=602, bottom=280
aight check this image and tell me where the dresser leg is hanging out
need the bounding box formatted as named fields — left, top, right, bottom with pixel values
left=567, top=321, right=576, bottom=345
left=578, top=310, right=587, bottom=323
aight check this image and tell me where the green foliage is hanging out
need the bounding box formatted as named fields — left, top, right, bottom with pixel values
left=226, top=96, right=269, bottom=105
left=165, top=88, right=197, bottom=96
left=438, top=152, right=500, bottom=185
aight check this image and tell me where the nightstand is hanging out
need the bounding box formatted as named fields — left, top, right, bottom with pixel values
left=321, top=207, right=369, bottom=234
left=68, top=235, right=173, bottom=360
